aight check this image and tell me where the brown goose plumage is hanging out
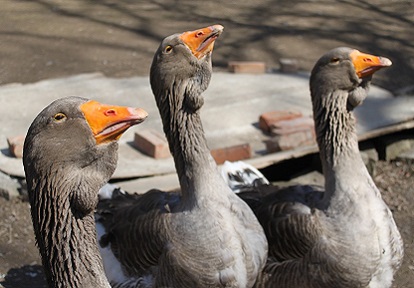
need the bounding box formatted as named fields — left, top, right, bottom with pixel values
left=23, top=96, right=148, bottom=288
left=222, top=48, right=404, bottom=288
left=96, top=25, right=268, bottom=288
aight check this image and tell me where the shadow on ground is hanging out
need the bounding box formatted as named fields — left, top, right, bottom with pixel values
left=1, top=0, right=413, bottom=93
left=1, top=265, right=46, bottom=288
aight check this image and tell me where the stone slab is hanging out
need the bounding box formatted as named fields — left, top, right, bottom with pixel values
left=0, top=72, right=413, bottom=180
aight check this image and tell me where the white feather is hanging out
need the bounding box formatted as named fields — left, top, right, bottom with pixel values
left=221, top=160, right=269, bottom=193
left=98, top=183, right=125, bottom=200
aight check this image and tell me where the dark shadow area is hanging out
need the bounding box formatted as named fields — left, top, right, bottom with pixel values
left=0, top=148, right=13, bottom=158
left=260, top=153, right=321, bottom=182
left=1, top=265, right=47, bottom=288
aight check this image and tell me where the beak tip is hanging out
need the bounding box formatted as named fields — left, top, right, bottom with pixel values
left=380, top=57, right=392, bottom=67
left=132, top=107, right=149, bottom=121
left=212, top=24, right=224, bottom=33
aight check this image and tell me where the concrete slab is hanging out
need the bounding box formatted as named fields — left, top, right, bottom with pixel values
left=1, top=72, right=413, bottom=180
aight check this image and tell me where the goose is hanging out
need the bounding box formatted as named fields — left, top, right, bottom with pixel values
left=96, top=25, right=268, bottom=288
left=222, top=48, right=404, bottom=287
left=23, top=96, right=148, bottom=288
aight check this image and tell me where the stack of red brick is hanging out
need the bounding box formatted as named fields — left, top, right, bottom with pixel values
left=133, top=129, right=252, bottom=165
left=259, top=110, right=316, bottom=152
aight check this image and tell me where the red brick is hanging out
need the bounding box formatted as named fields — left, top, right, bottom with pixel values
left=270, top=116, right=315, bottom=136
left=259, top=110, right=302, bottom=133
left=211, top=143, right=252, bottom=165
left=7, top=135, right=25, bottom=158
left=133, top=129, right=171, bottom=159
left=228, top=61, right=266, bottom=74
left=266, top=131, right=316, bottom=152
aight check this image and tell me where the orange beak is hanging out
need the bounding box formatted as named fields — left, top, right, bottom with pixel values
left=179, top=24, right=224, bottom=59
left=80, top=100, right=148, bottom=144
left=350, top=49, right=392, bottom=78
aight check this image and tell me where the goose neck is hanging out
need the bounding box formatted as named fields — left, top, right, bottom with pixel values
left=158, top=90, right=222, bottom=206
left=29, top=179, right=110, bottom=287
left=313, top=90, right=360, bottom=168
left=313, top=90, right=371, bottom=205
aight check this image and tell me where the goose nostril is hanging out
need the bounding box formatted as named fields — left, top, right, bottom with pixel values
left=195, top=31, right=204, bottom=38
left=104, top=109, right=117, bottom=116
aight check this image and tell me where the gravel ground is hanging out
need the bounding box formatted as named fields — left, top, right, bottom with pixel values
left=0, top=1, right=413, bottom=287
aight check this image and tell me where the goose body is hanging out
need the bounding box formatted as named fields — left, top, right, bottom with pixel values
left=96, top=25, right=267, bottom=288
left=222, top=48, right=403, bottom=288
left=23, top=97, right=148, bottom=288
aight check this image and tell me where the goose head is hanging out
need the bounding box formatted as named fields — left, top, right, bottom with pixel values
left=24, top=96, right=148, bottom=214
left=150, top=24, right=223, bottom=113
left=310, top=47, right=391, bottom=109
left=23, top=96, right=148, bottom=287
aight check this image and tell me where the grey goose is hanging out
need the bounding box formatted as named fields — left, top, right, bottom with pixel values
left=96, top=25, right=268, bottom=288
left=222, top=47, right=404, bottom=288
left=23, top=96, right=148, bottom=288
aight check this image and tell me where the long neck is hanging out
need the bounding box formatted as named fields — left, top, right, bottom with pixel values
left=313, top=89, right=371, bottom=206
left=157, top=83, right=224, bottom=207
left=29, top=175, right=110, bottom=288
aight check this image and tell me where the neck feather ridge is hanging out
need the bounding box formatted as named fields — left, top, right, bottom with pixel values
left=313, top=90, right=360, bottom=168
left=313, top=89, right=372, bottom=206
left=158, top=88, right=220, bottom=206
left=30, top=177, right=109, bottom=287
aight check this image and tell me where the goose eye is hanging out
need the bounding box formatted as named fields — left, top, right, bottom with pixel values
left=330, top=57, right=340, bottom=64
left=164, top=45, right=173, bottom=54
left=53, top=113, right=67, bottom=122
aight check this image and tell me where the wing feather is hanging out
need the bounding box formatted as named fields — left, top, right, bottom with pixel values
left=97, top=189, right=180, bottom=275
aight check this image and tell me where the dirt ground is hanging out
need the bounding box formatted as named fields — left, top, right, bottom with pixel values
left=0, top=1, right=413, bottom=287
